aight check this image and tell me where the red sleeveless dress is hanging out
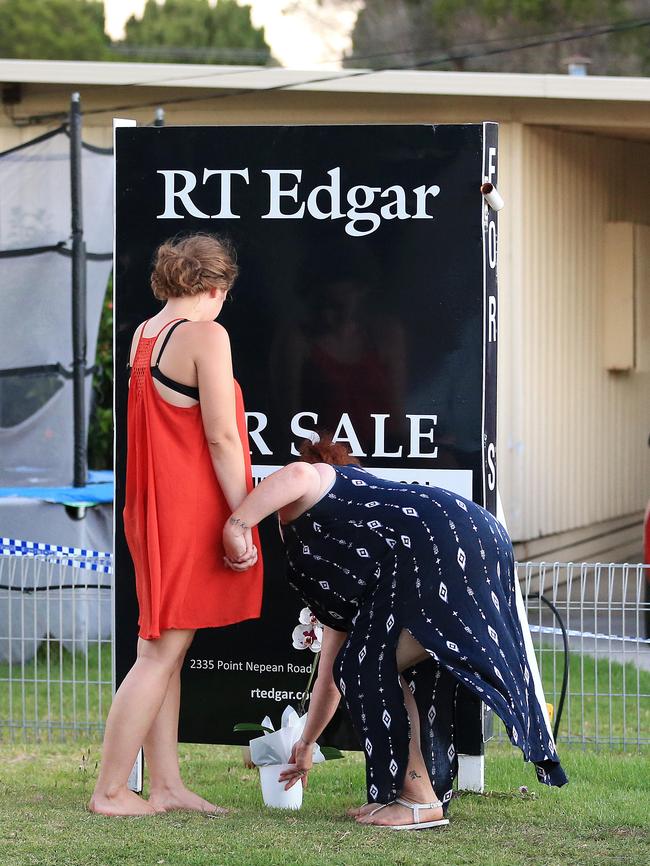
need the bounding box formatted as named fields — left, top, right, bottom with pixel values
left=123, top=318, right=263, bottom=640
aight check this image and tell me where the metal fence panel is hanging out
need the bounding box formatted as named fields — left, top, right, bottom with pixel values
left=0, top=540, right=112, bottom=741
left=505, top=562, right=649, bottom=750
left=1, top=545, right=648, bottom=750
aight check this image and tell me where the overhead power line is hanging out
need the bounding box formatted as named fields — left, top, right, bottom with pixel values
left=78, top=16, right=650, bottom=95
left=11, top=17, right=650, bottom=127
left=107, top=16, right=630, bottom=72
left=405, top=15, right=650, bottom=71
left=111, top=44, right=272, bottom=64
left=337, top=16, right=645, bottom=66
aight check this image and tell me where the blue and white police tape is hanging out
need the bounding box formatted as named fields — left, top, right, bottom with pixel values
left=0, top=537, right=113, bottom=574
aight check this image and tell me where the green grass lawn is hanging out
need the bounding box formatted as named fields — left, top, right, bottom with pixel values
left=0, top=642, right=112, bottom=740
left=0, top=742, right=648, bottom=866
left=515, top=643, right=650, bottom=749
left=1, top=643, right=649, bottom=865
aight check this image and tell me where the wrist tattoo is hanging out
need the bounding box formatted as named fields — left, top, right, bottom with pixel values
left=229, top=516, right=249, bottom=531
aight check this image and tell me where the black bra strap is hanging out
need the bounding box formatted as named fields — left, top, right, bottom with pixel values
left=153, top=319, right=189, bottom=368
left=151, top=367, right=200, bottom=400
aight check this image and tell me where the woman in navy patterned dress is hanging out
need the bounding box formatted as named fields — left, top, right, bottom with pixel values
left=223, top=442, right=567, bottom=830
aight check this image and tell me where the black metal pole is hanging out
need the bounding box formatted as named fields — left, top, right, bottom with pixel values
left=70, top=92, right=87, bottom=487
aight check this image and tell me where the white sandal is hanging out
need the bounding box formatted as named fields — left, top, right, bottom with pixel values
left=366, top=797, right=449, bottom=830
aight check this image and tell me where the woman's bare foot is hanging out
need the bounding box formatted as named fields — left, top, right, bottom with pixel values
left=356, top=798, right=444, bottom=827
left=347, top=802, right=381, bottom=818
left=147, top=785, right=228, bottom=816
left=88, top=789, right=157, bottom=817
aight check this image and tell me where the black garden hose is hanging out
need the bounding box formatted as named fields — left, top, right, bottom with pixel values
left=529, top=593, right=569, bottom=742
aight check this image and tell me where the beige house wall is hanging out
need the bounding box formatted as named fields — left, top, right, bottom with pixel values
left=503, top=128, right=649, bottom=560
left=1, top=80, right=647, bottom=560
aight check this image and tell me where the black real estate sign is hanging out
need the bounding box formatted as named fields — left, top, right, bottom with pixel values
left=114, top=123, right=498, bottom=750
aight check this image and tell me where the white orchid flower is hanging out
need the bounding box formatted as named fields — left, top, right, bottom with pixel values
left=292, top=622, right=323, bottom=653
left=299, top=607, right=322, bottom=628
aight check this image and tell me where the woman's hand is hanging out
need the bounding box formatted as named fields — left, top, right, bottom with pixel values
left=224, top=546, right=258, bottom=572
left=278, top=738, right=314, bottom=790
left=223, top=521, right=257, bottom=571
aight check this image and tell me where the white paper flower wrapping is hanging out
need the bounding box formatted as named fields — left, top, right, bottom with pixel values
left=249, top=705, right=326, bottom=767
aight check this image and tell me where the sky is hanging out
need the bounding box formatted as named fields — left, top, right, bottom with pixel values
left=103, top=1, right=360, bottom=70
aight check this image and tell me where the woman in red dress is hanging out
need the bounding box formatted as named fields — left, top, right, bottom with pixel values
left=90, top=234, right=263, bottom=817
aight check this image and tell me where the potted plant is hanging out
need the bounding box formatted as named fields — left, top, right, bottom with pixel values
left=234, top=609, right=343, bottom=809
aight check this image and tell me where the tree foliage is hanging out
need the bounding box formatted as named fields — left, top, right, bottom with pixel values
left=0, top=0, right=111, bottom=61
left=120, top=0, right=272, bottom=65
left=341, top=0, right=648, bottom=75
left=88, top=274, right=113, bottom=470
left=0, top=0, right=272, bottom=67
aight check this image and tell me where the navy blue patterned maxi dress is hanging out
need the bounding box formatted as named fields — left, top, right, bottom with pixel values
left=283, top=464, right=567, bottom=807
